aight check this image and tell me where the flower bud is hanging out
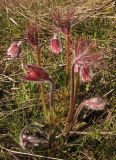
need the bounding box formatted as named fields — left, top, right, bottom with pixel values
left=23, top=64, right=51, bottom=82
left=6, top=41, right=22, bottom=59
left=50, top=34, right=62, bottom=54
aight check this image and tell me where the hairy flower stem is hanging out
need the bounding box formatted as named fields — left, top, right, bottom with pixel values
left=34, top=47, right=47, bottom=118
left=74, top=74, right=79, bottom=100
left=35, top=47, right=41, bottom=66
left=70, top=103, right=84, bottom=131
left=49, top=79, right=55, bottom=107
left=65, top=64, right=75, bottom=134
left=65, top=34, right=70, bottom=85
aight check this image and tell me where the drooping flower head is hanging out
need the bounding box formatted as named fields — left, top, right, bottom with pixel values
left=83, top=97, right=107, bottom=110
left=20, top=125, right=49, bottom=150
left=53, top=8, right=74, bottom=35
left=50, top=33, right=62, bottom=54
left=23, top=64, right=55, bottom=106
left=72, top=38, right=104, bottom=82
left=6, top=41, right=22, bottom=59
left=23, top=64, right=51, bottom=82
left=73, top=97, right=107, bottom=126
left=20, top=134, right=39, bottom=150
left=26, top=22, right=38, bottom=49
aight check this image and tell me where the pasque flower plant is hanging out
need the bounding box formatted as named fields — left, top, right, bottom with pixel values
left=5, top=10, right=107, bottom=149
left=65, top=38, right=104, bottom=134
